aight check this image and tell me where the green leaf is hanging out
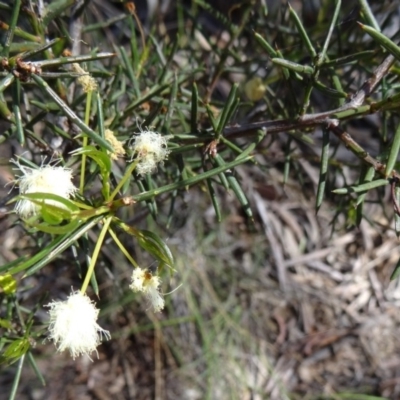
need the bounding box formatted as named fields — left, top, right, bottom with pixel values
left=8, top=216, right=103, bottom=276
left=288, top=3, right=316, bottom=58
left=205, top=104, right=218, bottom=132
left=316, top=129, right=330, bottom=213
left=318, top=0, right=342, bottom=64
left=0, top=73, right=14, bottom=92
left=390, top=256, right=400, bottom=280
left=27, top=352, right=46, bottom=387
left=359, top=0, right=381, bottom=31
left=3, top=338, right=30, bottom=362
left=71, top=146, right=112, bottom=180
left=360, top=23, right=400, bottom=62
left=356, top=166, right=375, bottom=226
left=42, top=0, right=75, bottom=26
left=313, top=80, right=347, bottom=99
left=213, top=154, right=253, bottom=220
left=395, top=186, right=400, bottom=238
left=29, top=219, right=81, bottom=235
left=0, top=319, right=12, bottom=329
left=385, top=121, right=400, bottom=177
left=216, top=83, right=239, bottom=135
left=40, top=205, right=65, bottom=225
left=136, top=230, right=174, bottom=269
left=0, top=0, right=21, bottom=57
left=333, top=179, right=389, bottom=194
left=30, top=74, right=114, bottom=152
left=133, top=155, right=253, bottom=202
left=191, top=82, right=199, bottom=133
left=0, top=256, right=29, bottom=274
left=205, top=178, right=222, bottom=222
left=272, top=58, right=314, bottom=75
left=321, top=50, right=376, bottom=67
left=16, top=192, right=80, bottom=219
left=254, top=32, right=278, bottom=58
left=12, top=79, right=24, bottom=145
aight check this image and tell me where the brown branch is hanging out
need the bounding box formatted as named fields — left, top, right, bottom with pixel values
left=347, top=54, right=395, bottom=107
left=223, top=54, right=396, bottom=139
left=223, top=54, right=400, bottom=193
left=325, top=118, right=400, bottom=180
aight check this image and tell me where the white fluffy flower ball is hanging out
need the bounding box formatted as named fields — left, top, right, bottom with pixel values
left=13, top=163, right=77, bottom=218
left=130, top=131, right=170, bottom=176
left=46, top=291, right=110, bottom=359
left=130, top=268, right=165, bottom=312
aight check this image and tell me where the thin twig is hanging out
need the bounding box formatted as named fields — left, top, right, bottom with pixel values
left=346, top=54, right=395, bottom=107
left=325, top=119, right=397, bottom=178
left=224, top=54, right=396, bottom=138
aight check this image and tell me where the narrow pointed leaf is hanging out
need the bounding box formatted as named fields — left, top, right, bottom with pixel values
left=316, top=129, right=330, bottom=213
left=390, top=256, right=400, bottom=280
left=71, top=146, right=112, bottom=179
left=0, top=73, right=14, bottom=92
left=356, top=168, right=375, bottom=208
left=30, top=74, right=114, bottom=151
left=288, top=3, right=316, bottom=58
left=12, top=79, right=24, bottom=145
left=205, top=178, right=222, bottom=222
left=27, top=352, right=46, bottom=387
left=318, top=0, right=341, bottom=63
left=359, top=0, right=381, bottom=31
left=385, top=121, right=400, bottom=177
left=213, top=154, right=252, bottom=219
left=216, top=83, right=238, bottom=135
left=4, top=338, right=30, bottom=362
left=136, top=229, right=174, bottom=268
left=395, top=186, right=400, bottom=238
left=42, top=0, right=75, bottom=26
left=272, top=58, right=314, bottom=75
left=0, top=0, right=21, bottom=57
left=133, top=155, right=253, bottom=202
left=9, top=216, right=103, bottom=276
left=333, top=179, right=389, bottom=194
left=254, top=32, right=278, bottom=58
left=360, top=23, right=400, bottom=62
left=29, top=219, right=81, bottom=235
left=191, top=82, right=199, bottom=133
left=15, top=192, right=80, bottom=214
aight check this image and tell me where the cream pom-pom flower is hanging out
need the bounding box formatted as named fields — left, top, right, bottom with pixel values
left=130, top=130, right=170, bottom=176
left=71, top=63, right=98, bottom=93
left=12, top=161, right=77, bottom=218
left=46, top=291, right=111, bottom=360
left=130, top=268, right=165, bottom=312
left=105, top=129, right=125, bottom=160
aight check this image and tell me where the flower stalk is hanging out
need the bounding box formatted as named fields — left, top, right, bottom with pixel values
left=80, top=216, right=112, bottom=294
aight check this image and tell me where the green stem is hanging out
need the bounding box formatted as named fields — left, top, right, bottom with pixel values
left=132, top=155, right=253, bottom=202
left=80, top=216, right=112, bottom=294
left=80, top=90, right=93, bottom=193
left=108, top=159, right=139, bottom=201
left=109, top=228, right=139, bottom=267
